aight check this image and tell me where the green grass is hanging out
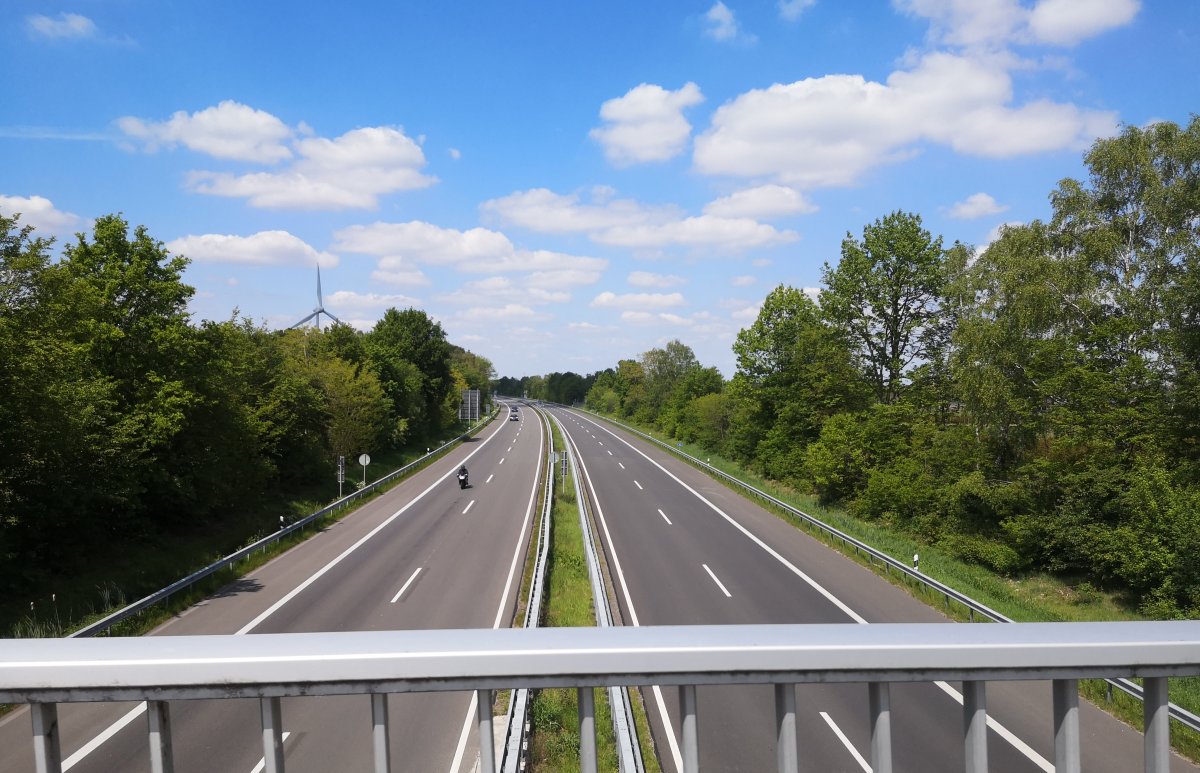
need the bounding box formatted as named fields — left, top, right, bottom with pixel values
left=594, top=411, right=1200, bottom=762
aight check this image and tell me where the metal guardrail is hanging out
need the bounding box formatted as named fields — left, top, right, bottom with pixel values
left=70, top=409, right=500, bottom=639
left=560, top=406, right=1200, bottom=736
left=552, top=411, right=645, bottom=773
left=499, top=407, right=555, bottom=773
left=5, top=622, right=1199, bottom=773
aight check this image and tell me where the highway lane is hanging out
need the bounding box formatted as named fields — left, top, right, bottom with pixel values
left=0, top=407, right=543, bottom=773
left=552, top=406, right=1199, bottom=773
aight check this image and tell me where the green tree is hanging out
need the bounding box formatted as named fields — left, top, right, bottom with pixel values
left=821, top=211, right=948, bottom=404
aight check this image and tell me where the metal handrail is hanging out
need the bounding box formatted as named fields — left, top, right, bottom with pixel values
left=558, top=406, right=1200, bottom=734
left=70, top=408, right=500, bottom=639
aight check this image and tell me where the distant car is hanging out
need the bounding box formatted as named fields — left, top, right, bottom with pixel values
left=509, top=410, right=519, bottom=421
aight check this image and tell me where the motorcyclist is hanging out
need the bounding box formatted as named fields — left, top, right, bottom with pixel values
left=458, top=465, right=469, bottom=488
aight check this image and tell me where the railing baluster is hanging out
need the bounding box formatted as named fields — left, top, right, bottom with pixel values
left=371, top=694, right=391, bottom=773
left=1144, top=677, right=1169, bottom=773
left=775, top=683, right=798, bottom=773
left=478, top=689, right=496, bottom=773
left=869, top=682, right=893, bottom=773
left=578, top=687, right=597, bottom=773
left=1052, top=679, right=1080, bottom=773
left=679, top=684, right=699, bottom=773
left=963, top=681, right=987, bottom=773
left=147, top=700, right=175, bottom=773
left=260, top=697, right=285, bottom=773
left=31, top=702, right=63, bottom=773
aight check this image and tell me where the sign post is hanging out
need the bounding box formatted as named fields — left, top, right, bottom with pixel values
left=337, top=456, right=345, bottom=498
left=359, top=454, right=370, bottom=489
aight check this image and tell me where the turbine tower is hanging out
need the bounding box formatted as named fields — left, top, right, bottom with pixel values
left=289, top=264, right=342, bottom=330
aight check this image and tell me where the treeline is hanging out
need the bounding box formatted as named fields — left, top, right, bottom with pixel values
left=520, top=119, right=1200, bottom=618
left=0, top=213, right=493, bottom=594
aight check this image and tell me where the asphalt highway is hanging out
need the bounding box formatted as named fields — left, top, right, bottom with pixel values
left=0, top=407, right=542, bottom=773
left=550, top=406, right=1200, bottom=773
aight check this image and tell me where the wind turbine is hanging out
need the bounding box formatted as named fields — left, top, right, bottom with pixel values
left=289, top=264, right=342, bottom=330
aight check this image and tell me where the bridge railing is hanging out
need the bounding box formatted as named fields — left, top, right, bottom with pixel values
left=4, top=621, right=1199, bottom=773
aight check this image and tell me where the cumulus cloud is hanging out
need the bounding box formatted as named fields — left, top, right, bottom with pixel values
left=896, top=0, right=1140, bottom=49
left=370, top=256, right=431, bottom=287
left=704, top=2, right=756, bottom=43
left=118, top=102, right=435, bottom=209
left=590, top=83, right=705, bottom=165
left=482, top=188, right=676, bottom=233
left=948, top=192, right=1008, bottom=219
left=591, top=291, right=685, bottom=310
left=165, top=231, right=339, bottom=267
left=704, top=185, right=818, bottom=219
left=484, top=187, right=796, bottom=252
left=333, top=220, right=608, bottom=279
left=732, top=275, right=756, bottom=287
left=327, top=290, right=422, bottom=315
left=26, top=13, right=97, bottom=40
left=693, top=50, right=1118, bottom=187
left=628, top=271, right=686, bottom=288
left=778, top=0, right=816, bottom=21
left=0, top=194, right=80, bottom=235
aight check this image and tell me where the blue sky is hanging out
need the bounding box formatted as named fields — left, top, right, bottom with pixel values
left=3, top=1, right=1198, bottom=379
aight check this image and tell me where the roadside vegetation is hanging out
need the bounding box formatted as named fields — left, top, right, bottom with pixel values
left=0, top=213, right=494, bottom=635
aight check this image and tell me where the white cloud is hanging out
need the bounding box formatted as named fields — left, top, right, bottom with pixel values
left=732, top=275, right=756, bottom=287
left=165, top=231, right=339, bottom=267
left=693, top=51, right=1118, bottom=187
left=896, top=0, right=1140, bottom=49
left=591, top=291, right=685, bottom=310
left=628, top=271, right=686, bottom=288
left=438, top=276, right=571, bottom=306
left=0, top=194, right=80, bottom=235
left=327, top=290, right=422, bottom=315
left=118, top=101, right=294, bottom=162
left=457, top=304, right=540, bottom=321
left=448, top=147, right=462, bottom=160
left=704, top=185, right=818, bottom=219
left=482, top=188, right=676, bottom=233
left=593, top=215, right=798, bottom=251
left=26, top=13, right=97, bottom=40
left=119, top=103, right=435, bottom=209
left=948, top=192, right=1008, bottom=219
left=333, top=221, right=608, bottom=277
left=704, top=2, right=756, bottom=43
left=371, top=256, right=431, bottom=287
left=778, top=0, right=816, bottom=21
left=1028, top=0, right=1140, bottom=46
left=590, top=83, right=705, bottom=165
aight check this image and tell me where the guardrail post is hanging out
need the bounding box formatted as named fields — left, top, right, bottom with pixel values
left=679, top=685, right=699, bottom=773
left=578, top=687, right=597, bottom=773
left=371, top=694, right=391, bottom=773
left=478, top=689, right=496, bottom=773
left=147, top=700, right=175, bottom=773
left=1143, top=677, right=1169, bottom=773
left=963, top=681, right=987, bottom=773
left=31, top=703, right=63, bottom=773
left=1052, top=679, right=1080, bottom=773
left=260, top=697, right=285, bottom=773
left=775, top=683, right=798, bottom=773
left=869, top=682, right=893, bottom=773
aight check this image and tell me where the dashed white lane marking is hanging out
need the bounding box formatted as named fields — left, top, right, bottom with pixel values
left=658, top=509, right=672, bottom=525
left=702, top=564, right=732, bottom=598
left=391, top=568, right=422, bottom=603
left=463, top=500, right=476, bottom=514
left=486, top=474, right=495, bottom=483
left=250, top=732, right=293, bottom=773
left=499, top=457, right=506, bottom=465
left=820, top=712, right=870, bottom=772
left=618, top=462, right=625, bottom=469
left=607, top=450, right=613, bottom=456
left=634, top=480, right=643, bottom=490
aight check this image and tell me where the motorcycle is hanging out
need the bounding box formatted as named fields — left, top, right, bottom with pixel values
left=458, top=469, right=469, bottom=489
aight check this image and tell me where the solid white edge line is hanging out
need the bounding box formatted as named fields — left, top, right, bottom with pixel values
left=448, top=411, right=545, bottom=773
left=391, top=567, right=423, bottom=603
left=62, top=702, right=146, bottom=770
left=562, top=421, right=684, bottom=773
left=658, top=508, right=672, bottom=525
left=819, top=711, right=871, bottom=772
left=249, top=731, right=292, bottom=773
left=571, top=410, right=1053, bottom=771
left=702, top=564, right=732, bottom=598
